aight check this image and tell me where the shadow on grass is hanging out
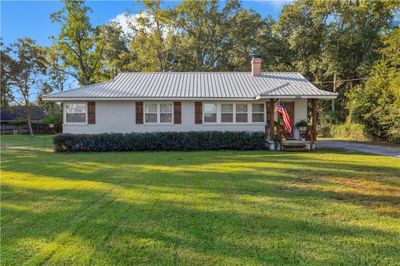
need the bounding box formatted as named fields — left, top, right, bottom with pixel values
left=2, top=184, right=399, bottom=265
left=2, top=136, right=400, bottom=264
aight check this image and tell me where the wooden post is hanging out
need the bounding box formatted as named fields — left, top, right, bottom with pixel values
left=311, top=99, right=317, bottom=149
left=269, top=99, right=274, bottom=140
left=277, top=111, right=281, bottom=150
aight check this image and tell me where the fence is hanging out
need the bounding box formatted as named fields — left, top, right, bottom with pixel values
left=1, top=123, right=51, bottom=135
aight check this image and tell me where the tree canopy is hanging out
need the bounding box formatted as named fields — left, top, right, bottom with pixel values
left=348, top=29, right=400, bottom=143
left=1, top=0, right=399, bottom=140
left=1, top=38, right=47, bottom=135
left=50, top=0, right=107, bottom=85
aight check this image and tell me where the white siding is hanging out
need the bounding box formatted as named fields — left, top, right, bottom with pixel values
left=63, top=100, right=308, bottom=134
left=294, top=99, right=308, bottom=139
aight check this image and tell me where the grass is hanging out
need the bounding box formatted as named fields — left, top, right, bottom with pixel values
left=1, top=135, right=400, bottom=265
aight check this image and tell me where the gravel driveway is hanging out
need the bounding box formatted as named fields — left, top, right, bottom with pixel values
left=317, top=140, right=400, bottom=158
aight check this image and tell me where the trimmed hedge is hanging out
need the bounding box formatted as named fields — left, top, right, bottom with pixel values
left=53, top=131, right=266, bottom=152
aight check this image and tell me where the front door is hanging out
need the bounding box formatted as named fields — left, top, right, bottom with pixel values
left=283, top=102, right=294, bottom=138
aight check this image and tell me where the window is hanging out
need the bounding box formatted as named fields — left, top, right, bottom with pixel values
left=252, top=104, right=264, bottom=122
left=202, top=103, right=265, bottom=124
left=65, top=103, right=87, bottom=123
left=145, top=103, right=157, bottom=123
left=160, top=103, right=172, bottom=123
left=144, top=103, right=173, bottom=124
left=204, top=103, right=217, bottom=123
left=236, top=104, right=248, bottom=123
left=221, top=104, right=233, bottom=123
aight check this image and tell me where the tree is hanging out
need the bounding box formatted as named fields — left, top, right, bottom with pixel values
left=5, top=38, right=47, bottom=135
left=255, top=17, right=290, bottom=72
left=274, top=0, right=398, bottom=121
left=125, top=0, right=175, bottom=72
left=348, top=29, right=400, bottom=143
left=51, top=0, right=107, bottom=85
left=219, top=8, right=267, bottom=71
left=1, top=39, right=13, bottom=108
left=173, top=0, right=244, bottom=71
left=275, top=1, right=331, bottom=79
left=321, top=0, right=398, bottom=115
left=94, top=22, right=131, bottom=80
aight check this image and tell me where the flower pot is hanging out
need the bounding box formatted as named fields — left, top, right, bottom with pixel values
left=267, top=141, right=275, bottom=151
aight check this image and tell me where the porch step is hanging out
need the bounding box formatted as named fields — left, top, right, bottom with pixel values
left=281, top=140, right=307, bottom=151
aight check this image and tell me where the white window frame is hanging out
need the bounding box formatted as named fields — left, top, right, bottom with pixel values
left=251, top=103, right=265, bottom=123
left=220, top=103, right=234, bottom=123
left=144, top=102, right=174, bottom=125
left=159, top=103, right=174, bottom=124
left=235, top=103, right=249, bottom=123
left=203, top=102, right=218, bottom=124
left=64, top=102, right=88, bottom=125
left=144, top=103, right=158, bottom=124
left=202, top=102, right=265, bottom=125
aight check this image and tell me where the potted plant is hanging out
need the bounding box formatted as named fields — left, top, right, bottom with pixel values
left=267, top=121, right=281, bottom=150
left=268, top=140, right=275, bottom=150
left=295, top=120, right=308, bottom=140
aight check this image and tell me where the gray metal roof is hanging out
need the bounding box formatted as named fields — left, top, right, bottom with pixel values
left=43, top=72, right=337, bottom=100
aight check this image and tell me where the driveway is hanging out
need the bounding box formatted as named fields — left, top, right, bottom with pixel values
left=317, top=140, right=400, bottom=158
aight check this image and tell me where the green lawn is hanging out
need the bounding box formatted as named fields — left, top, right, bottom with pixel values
left=1, top=135, right=400, bottom=265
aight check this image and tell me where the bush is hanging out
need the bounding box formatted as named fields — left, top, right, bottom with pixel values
left=53, top=131, right=266, bottom=152
left=318, top=125, right=331, bottom=137
left=317, top=110, right=341, bottom=137
left=330, top=122, right=368, bottom=141
left=43, top=109, right=62, bottom=133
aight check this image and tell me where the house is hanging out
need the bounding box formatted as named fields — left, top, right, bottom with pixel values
left=43, top=57, right=337, bottom=142
left=0, top=106, right=48, bottom=134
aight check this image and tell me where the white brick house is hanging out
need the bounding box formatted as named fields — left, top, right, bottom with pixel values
left=43, top=57, right=337, bottom=139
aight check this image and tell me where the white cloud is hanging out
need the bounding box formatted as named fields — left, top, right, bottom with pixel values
left=110, top=13, right=137, bottom=38
left=110, top=12, right=170, bottom=39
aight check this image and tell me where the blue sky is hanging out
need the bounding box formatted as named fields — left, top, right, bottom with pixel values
left=1, top=0, right=291, bottom=47
left=1, top=0, right=291, bottom=96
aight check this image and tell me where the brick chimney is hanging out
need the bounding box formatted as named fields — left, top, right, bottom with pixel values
left=251, top=55, right=262, bottom=76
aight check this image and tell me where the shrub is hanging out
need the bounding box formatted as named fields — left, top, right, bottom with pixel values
left=317, top=110, right=341, bottom=137
left=330, top=122, right=368, bottom=141
left=53, top=131, right=266, bottom=152
left=43, top=109, right=62, bottom=133
left=317, top=123, right=332, bottom=138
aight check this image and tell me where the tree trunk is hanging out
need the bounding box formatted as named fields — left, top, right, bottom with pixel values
left=332, top=73, right=337, bottom=112
left=27, top=113, right=34, bottom=136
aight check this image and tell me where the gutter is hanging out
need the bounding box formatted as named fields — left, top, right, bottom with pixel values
left=43, top=95, right=337, bottom=101
left=255, top=95, right=338, bottom=100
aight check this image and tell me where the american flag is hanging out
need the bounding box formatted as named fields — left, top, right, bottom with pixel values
left=275, top=102, right=292, bottom=134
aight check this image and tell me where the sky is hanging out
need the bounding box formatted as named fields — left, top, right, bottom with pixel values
left=1, top=0, right=291, bottom=96
left=1, top=0, right=291, bottom=47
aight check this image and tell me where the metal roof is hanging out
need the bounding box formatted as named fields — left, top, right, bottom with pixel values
left=43, top=72, right=337, bottom=100
left=1, top=106, right=46, bottom=122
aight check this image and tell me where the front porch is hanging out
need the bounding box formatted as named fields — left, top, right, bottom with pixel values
left=265, top=98, right=319, bottom=151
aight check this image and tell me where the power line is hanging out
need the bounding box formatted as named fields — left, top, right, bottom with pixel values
left=312, top=73, right=399, bottom=84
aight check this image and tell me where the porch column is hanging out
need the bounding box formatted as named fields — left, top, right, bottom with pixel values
left=269, top=99, right=274, bottom=140
left=311, top=99, right=317, bottom=148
